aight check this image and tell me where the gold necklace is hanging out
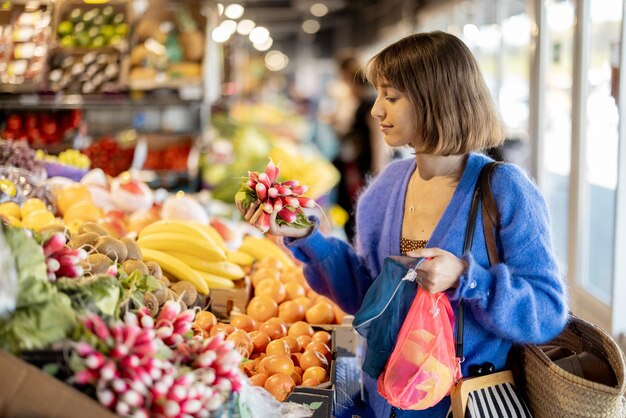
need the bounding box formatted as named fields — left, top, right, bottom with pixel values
left=408, top=164, right=459, bottom=213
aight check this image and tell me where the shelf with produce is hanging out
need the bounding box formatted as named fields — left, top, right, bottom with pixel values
left=0, top=92, right=204, bottom=110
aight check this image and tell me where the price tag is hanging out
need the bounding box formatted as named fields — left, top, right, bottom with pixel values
left=18, top=94, right=39, bottom=105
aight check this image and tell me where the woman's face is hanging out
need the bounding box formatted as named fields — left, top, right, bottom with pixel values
left=370, top=83, right=419, bottom=148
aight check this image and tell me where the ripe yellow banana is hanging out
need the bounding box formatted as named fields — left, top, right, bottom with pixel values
left=167, top=251, right=244, bottom=279
left=226, top=249, right=255, bottom=266
left=139, top=220, right=220, bottom=248
left=195, top=270, right=236, bottom=289
left=140, top=248, right=209, bottom=294
left=190, top=221, right=227, bottom=251
left=238, top=235, right=296, bottom=268
left=137, top=232, right=226, bottom=261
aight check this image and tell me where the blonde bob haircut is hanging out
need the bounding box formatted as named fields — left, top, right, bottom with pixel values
left=365, top=31, right=505, bottom=155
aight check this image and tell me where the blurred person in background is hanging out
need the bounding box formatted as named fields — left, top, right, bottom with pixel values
left=330, top=52, right=389, bottom=243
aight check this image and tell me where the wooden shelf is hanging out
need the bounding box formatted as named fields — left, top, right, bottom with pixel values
left=0, top=92, right=204, bottom=110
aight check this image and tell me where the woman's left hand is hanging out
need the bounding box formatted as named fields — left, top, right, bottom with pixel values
left=406, top=247, right=467, bottom=293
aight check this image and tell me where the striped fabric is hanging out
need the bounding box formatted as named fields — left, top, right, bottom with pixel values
left=465, top=383, right=533, bottom=418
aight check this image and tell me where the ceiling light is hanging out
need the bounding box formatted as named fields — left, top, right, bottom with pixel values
left=237, top=19, right=255, bottom=35
left=212, top=26, right=231, bottom=43
left=253, top=36, right=273, bottom=51
left=220, top=19, right=237, bottom=34
left=310, top=3, right=328, bottom=17
left=217, top=3, right=224, bottom=16
left=265, top=50, right=288, bottom=71
left=302, top=19, right=320, bottom=34
left=249, top=26, right=269, bottom=44
left=224, top=3, right=244, bottom=20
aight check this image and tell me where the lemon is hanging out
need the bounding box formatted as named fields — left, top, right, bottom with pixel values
left=22, top=209, right=55, bottom=232
left=0, top=179, right=17, bottom=198
left=20, top=198, right=48, bottom=218
left=3, top=215, right=22, bottom=227
left=0, top=202, right=21, bottom=219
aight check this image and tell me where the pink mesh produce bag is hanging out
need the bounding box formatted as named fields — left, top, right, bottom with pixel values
left=377, top=287, right=461, bottom=410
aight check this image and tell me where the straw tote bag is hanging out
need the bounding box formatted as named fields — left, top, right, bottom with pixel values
left=517, top=316, right=626, bottom=418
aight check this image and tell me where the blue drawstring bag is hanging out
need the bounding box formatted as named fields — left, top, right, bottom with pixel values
left=352, top=255, right=425, bottom=378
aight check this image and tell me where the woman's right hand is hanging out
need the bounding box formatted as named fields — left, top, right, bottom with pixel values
left=235, top=200, right=315, bottom=239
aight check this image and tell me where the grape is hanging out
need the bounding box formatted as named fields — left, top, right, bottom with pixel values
left=0, top=140, right=45, bottom=177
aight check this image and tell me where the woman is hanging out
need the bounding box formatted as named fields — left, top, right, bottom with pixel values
left=239, top=31, right=568, bottom=417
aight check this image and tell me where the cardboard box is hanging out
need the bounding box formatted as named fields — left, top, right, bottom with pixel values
left=0, top=350, right=117, bottom=418
left=309, top=316, right=358, bottom=357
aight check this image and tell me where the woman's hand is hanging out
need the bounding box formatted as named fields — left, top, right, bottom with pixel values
left=407, top=247, right=467, bottom=293
left=235, top=200, right=314, bottom=239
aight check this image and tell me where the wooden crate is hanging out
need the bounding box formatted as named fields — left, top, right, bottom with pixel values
left=209, top=276, right=252, bottom=320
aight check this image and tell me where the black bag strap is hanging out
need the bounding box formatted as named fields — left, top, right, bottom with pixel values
left=455, top=161, right=501, bottom=358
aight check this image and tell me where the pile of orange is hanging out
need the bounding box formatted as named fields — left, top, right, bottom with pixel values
left=246, top=257, right=347, bottom=326
left=192, top=309, right=333, bottom=402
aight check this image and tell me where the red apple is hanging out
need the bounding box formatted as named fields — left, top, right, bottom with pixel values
left=106, top=209, right=126, bottom=222
left=120, top=180, right=144, bottom=195
left=97, top=216, right=126, bottom=238
left=210, top=218, right=236, bottom=242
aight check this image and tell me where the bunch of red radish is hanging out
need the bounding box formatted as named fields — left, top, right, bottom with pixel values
left=236, top=159, right=316, bottom=233
left=71, top=302, right=244, bottom=418
left=43, top=232, right=88, bottom=280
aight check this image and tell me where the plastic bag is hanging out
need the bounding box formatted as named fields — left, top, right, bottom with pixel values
left=0, top=227, right=18, bottom=317
left=377, top=287, right=461, bottom=410
left=237, top=384, right=314, bottom=418
left=352, top=256, right=424, bottom=378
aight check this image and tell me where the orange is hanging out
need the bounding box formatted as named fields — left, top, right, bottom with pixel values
left=264, top=373, right=296, bottom=401
left=287, top=321, right=314, bottom=338
left=247, top=296, right=278, bottom=322
left=195, top=311, right=218, bottom=331
left=248, top=330, right=271, bottom=353
left=256, top=257, right=284, bottom=272
left=265, top=339, right=290, bottom=356
left=296, top=335, right=313, bottom=351
left=278, top=300, right=305, bottom=323
left=303, top=366, right=328, bottom=383
left=250, top=268, right=280, bottom=287
left=299, top=350, right=329, bottom=371
left=249, top=373, right=268, bottom=387
left=255, top=278, right=286, bottom=303
left=259, top=320, right=287, bottom=341
left=284, top=282, right=306, bottom=300
left=312, top=330, right=332, bottom=345
left=293, top=296, right=313, bottom=311
left=230, top=314, right=257, bottom=332
left=226, top=329, right=253, bottom=358
left=261, top=354, right=294, bottom=376
left=280, top=336, right=300, bottom=354
left=209, top=323, right=235, bottom=337
left=305, top=302, right=335, bottom=324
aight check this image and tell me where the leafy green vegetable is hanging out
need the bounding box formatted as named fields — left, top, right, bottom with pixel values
left=55, top=275, right=123, bottom=318
left=0, top=226, right=77, bottom=353
left=2, top=225, right=47, bottom=285
left=118, top=269, right=161, bottom=310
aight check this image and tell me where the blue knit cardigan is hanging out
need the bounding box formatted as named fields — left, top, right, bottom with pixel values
left=285, top=152, right=569, bottom=417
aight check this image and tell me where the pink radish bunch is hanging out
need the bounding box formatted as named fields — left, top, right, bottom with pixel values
left=154, top=300, right=195, bottom=347
left=43, top=232, right=87, bottom=280
left=235, top=159, right=316, bottom=233
left=71, top=308, right=244, bottom=417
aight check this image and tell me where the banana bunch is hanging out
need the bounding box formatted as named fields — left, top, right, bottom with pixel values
left=237, top=235, right=297, bottom=269
left=136, top=220, right=252, bottom=293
